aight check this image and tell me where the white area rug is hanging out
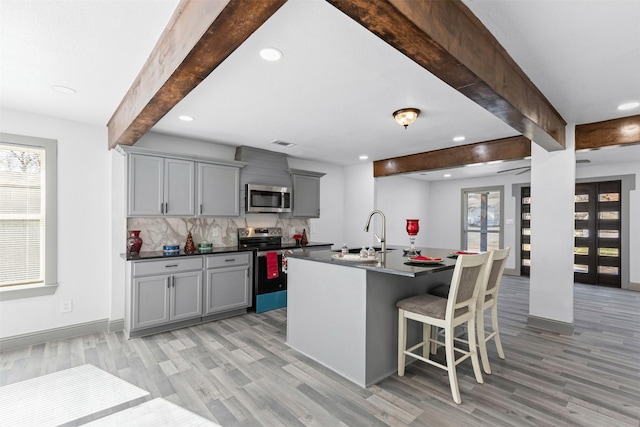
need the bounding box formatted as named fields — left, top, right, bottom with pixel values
left=0, top=364, right=149, bottom=426
left=85, top=398, right=220, bottom=426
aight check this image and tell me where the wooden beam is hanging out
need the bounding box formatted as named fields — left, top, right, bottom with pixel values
left=373, top=136, right=531, bottom=177
left=107, top=0, right=287, bottom=149
left=576, top=115, right=640, bottom=150
left=326, top=0, right=566, bottom=152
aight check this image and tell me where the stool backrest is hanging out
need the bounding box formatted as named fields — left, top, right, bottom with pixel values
left=482, top=247, right=511, bottom=306
left=446, top=252, right=490, bottom=320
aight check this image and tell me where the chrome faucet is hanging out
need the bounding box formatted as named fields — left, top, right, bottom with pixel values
left=364, top=210, right=386, bottom=253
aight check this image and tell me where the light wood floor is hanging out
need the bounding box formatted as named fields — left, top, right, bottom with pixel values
left=1, top=276, right=639, bottom=426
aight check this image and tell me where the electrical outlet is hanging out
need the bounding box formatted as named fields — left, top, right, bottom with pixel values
left=290, top=227, right=296, bottom=235
left=60, top=300, right=73, bottom=313
left=212, top=228, right=219, bottom=237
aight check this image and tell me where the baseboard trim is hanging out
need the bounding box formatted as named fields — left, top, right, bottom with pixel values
left=0, top=319, right=114, bottom=352
left=627, top=282, right=640, bottom=292
left=108, top=318, right=125, bottom=333
left=503, top=268, right=518, bottom=276
left=527, top=315, right=574, bottom=335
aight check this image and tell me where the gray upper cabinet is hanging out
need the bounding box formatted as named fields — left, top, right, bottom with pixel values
left=197, top=162, right=240, bottom=216
left=290, top=169, right=325, bottom=218
left=128, top=154, right=195, bottom=216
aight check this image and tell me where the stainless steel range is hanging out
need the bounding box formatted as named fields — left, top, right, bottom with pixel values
left=238, top=227, right=288, bottom=313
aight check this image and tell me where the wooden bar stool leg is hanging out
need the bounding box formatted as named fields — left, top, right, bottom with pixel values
left=398, top=309, right=407, bottom=376
left=444, top=328, right=461, bottom=404
left=491, top=304, right=505, bottom=359
left=467, top=313, right=484, bottom=384
left=477, top=309, right=492, bottom=374
left=423, top=323, right=431, bottom=359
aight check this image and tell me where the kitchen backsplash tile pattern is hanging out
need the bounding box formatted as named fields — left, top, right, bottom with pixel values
left=127, top=217, right=310, bottom=252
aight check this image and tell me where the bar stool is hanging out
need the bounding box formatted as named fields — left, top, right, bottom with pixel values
left=396, top=252, right=489, bottom=404
left=428, top=248, right=511, bottom=374
left=476, top=247, right=510, bottom=374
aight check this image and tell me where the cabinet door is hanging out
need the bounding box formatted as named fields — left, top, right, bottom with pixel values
left=128, top=154, right=164, bottom=216
left=164, top=158, right=195, bottom=216
left=171, top=270, right=203, bottom=321
left=132, top=275, right=170, bottom=329
left=292, top=174, right=320, bottom=217
left=197, top=163, right=240, bottom=216
left=204, top=265, right=251, bottom=315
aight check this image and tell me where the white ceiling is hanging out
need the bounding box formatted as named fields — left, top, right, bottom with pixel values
left=1, top=0, right=639, bottom=181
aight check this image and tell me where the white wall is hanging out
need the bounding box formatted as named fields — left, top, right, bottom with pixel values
left=344, top=163, right=375, bottom=247
left=0, top=108, right=112, bottom=338
left=375, top=175, right=431, bottom=249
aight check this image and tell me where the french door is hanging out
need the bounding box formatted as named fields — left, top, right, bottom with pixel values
left=574, top=181, right=621, bottom=287
left=519, top=181, right=621, bottom=288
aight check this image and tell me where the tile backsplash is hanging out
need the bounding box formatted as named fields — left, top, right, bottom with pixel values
left=126, top=216, right=310, bottom=252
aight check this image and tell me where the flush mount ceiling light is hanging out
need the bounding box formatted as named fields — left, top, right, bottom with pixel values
left=259, top=47, right=283, bottom=61
left=51, top=85, right=77, bottom=94
left=453, top=135, right=466, bottom=142
left=618, top=101, right=640, bottom=111
left=393, top=108, right=420, bottom=129
left=359, top=155, right=369, bottom=160
left=178, top=115, right=194, bottom=121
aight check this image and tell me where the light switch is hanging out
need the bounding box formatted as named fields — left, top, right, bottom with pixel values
left=505, top=219, right=514, bottom=225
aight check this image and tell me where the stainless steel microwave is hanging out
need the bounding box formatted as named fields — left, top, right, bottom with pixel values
left=246, top=184, right=292, bottom=213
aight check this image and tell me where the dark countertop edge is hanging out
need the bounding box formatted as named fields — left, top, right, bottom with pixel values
left=121, top=242, right=333, bottom=261
left=286, top=246, right=457, bottom=278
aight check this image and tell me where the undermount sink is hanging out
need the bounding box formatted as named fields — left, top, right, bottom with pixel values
left=333, top=247, right=395, bottom=254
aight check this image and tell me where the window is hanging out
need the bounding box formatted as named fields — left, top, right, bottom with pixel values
left=0, top=133, right=57, bottom=299
left=462, top=187, right=503, bottom=252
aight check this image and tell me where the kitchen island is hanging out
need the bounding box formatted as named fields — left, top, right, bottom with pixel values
left=285, top=247, right=457, bottom=387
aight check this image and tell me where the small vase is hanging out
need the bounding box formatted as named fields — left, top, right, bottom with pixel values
left=184, top=231, right=196, bottom=254
left=127, top=230, right=143, bottom=253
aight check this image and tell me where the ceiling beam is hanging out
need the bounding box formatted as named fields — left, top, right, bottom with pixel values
left=576, top=115, right=640, bottom=150
left=107, top=0, right=287, bottom=150
left=373, top=136, right=531, bottom=177
left=326, top=0, right=566, bottom=152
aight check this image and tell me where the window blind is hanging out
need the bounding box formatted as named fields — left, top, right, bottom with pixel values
left=0, top=144, right=45, bottom=286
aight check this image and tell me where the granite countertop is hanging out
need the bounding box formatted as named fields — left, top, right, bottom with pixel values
left=285, top=245, right=458, bottom=277
left=122, top=242, right=333, bottom=261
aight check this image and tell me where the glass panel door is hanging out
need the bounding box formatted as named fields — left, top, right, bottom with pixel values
left=463, top=188, right=502, bottom=252
left=574, top=181, right=621, bottom=287
left=520, top=187, right=531, bottom=276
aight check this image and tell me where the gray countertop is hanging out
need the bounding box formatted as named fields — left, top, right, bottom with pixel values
left=285, top=245, right=458, bottom=277
left=122, top=241, right=333, bottom=261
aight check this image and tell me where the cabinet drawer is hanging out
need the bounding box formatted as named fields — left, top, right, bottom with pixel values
left=133, top=257, right=203, bottom=277
left=206, top=252, right=251, bottom=269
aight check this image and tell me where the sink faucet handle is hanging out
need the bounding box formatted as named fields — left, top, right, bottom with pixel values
left=374, top=233, right=383, bottom=243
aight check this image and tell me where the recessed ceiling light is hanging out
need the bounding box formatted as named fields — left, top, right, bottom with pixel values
left=618, top=101, right=640, bottom=111
left=487, top=160, right=504, bottom=165
left=443, top=173, right=452, bottom=178
left=359, top=155, right=369, bottom=160
left=453, top=136, right=465, bottom=142
left=178, top=115, right=194, bottom=121
left=51, top=85, right=76, bottom=94
left=260, top=47, right=283, bottom=61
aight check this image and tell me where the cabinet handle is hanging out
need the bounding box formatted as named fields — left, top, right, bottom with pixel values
left=172, top=276, right=175, bottom=287
left=165, top=202, right=168, bottom=214
left=225, top=258, right=236, bottom=262
left=160, top=203, right=164, bottom=214
left=165, top=264, right=178, bottom=268
left=200, top=204, right=203, bottom=214
left=167, top=277, right=170, bottom=288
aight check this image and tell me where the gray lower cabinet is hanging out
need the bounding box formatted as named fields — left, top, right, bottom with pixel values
left=204, top=252, right=252, bottom=316
left=126, top=257, right=203, bottom=337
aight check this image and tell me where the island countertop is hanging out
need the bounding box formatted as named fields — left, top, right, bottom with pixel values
left=285, top=245, right=457, bottom=277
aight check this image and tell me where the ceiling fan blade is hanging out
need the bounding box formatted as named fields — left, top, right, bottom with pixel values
left=516, top=168, right=531, bottom=175
left=497, top=166, right=531, bottom=173
left=576, top=159, right=591, bottom=164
